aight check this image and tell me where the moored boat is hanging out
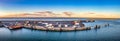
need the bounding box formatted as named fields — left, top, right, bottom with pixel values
left=8, top=22, right=23, bottom=30
left=8, top=25, right=22, bottom=30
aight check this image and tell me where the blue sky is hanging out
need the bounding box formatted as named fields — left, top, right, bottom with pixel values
left=0, top=0, right=120, bottom=15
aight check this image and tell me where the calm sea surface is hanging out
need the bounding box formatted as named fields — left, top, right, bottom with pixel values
left=0, top=18, right=120, bottom=41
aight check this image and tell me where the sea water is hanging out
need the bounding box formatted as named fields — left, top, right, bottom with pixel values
left=0, top=18, right=120, bottom=41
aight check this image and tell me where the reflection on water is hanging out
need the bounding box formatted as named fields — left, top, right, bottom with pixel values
left=0, top=19, right=120, bottom=41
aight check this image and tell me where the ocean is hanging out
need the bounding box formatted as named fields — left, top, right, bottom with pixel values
left=0, top=18, right=120, bottom=41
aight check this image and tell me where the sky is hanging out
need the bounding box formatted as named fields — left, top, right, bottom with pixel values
left=0, top=0, right=120, bottom=16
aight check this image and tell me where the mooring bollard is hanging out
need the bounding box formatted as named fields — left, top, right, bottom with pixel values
left=86, top=27, right=91, bottom=30
left=94, top=25, right=100, bottom=29
left=104, top=23, right=110, bottom=27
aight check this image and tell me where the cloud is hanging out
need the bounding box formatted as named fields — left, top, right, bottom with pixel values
left=0, top=11, right=120, bottom=18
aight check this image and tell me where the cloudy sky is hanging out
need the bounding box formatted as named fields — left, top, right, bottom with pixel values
left=0, top=0, right=120, bottom=17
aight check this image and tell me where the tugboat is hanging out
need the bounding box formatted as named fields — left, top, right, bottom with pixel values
left=8, top=22, right=23, bottom=30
